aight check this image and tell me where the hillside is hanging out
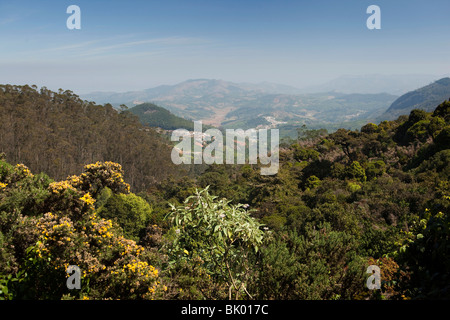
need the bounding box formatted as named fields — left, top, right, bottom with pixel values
left=128, top=103, right=196, bottom=131
left=222, top=91, right=397, bottom=132
left=381, top=77, right=450, bottom=120
left=0, top=84, right=184, bottom=191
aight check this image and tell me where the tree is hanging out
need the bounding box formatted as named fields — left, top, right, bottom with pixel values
left=345, top=161, right=367, bottom=182
left=305, top=175, right=321, bottom=190
left=361, top=123, right=379, bottom=134
left=0, top=85, right=184, bottom=192
left=434, top=125, right=450, bottom=150
left=432, top=99, right=450, bottom=122
left=366, top=160, right=386, bottom=180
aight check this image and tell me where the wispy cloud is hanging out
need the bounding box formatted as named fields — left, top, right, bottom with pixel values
left=76, top=36, right=210, bottom=57
left=38, top=40, right=103, bottom=53
left=0, top=15, right=18, bottom=25
left=30, top=36, right=210, bottom=60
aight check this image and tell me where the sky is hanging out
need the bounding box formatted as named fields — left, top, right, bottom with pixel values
left=0, top=0, right=449, bottom=94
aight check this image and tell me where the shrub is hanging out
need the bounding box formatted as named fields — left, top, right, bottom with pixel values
left=0, top=160, right=162, bottom=300
left=361, top=123, right=379, bottom=134
left=166, top=187, right=265, bottom=299
left=98, top=193, right=153, bottom=241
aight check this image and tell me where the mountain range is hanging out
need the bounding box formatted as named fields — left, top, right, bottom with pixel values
left=82, top=78, right=398, bottom=131
left=81, top=75, right=450, bottom=135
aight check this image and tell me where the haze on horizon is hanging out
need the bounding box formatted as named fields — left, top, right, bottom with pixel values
left=0, top=0, right=449, bottom=95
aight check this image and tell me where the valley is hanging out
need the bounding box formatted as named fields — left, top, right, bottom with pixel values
left=82, top=79, right=398, bottom=133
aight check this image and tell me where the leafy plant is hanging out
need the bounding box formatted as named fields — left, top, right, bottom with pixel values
left=165, top=186, right=265, bottom=299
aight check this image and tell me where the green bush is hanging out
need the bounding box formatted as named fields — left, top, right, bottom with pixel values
left=98, top=193, right=153, bottom=241
left=305, top=175, right=321, bottom=190
left=361, top=123, right=379, bottom=134
left=366, top=160, right=386, bottom=180
left=255, top=223, right=366, bottom=299
left=345, top=161, right=367, bottom=182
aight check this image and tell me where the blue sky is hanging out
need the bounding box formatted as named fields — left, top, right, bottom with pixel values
left=0, top=0, right=449, bottom=93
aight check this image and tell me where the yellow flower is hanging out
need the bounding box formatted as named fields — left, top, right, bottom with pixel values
left=49, top=181, right=76, bottom=194
left=15, top=164, right=34, bottom=177
left=79, top=193, right=95, bottom=206
left=0, top=182, right=7, bottom=189
left=183, top=249, right=189, bottom=255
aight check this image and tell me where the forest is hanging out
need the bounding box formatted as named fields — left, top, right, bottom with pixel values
left=0, top=85, right=449, bottom=300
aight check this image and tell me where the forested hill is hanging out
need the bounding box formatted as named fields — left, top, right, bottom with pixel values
left=128, top=103, right=196, bottom=131
left=381, top=77, right=450, bottom=120
left=0, top=84, right=184, bottom=191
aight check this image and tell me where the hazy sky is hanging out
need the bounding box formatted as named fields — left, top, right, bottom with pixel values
left=0, top=0, right=449, bottom=94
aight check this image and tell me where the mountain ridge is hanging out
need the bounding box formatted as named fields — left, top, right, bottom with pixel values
left=298, top=74, right=446, bottom=95
left=380, top=77, right=450, bottom=120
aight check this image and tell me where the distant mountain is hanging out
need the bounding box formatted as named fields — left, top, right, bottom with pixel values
left=380, top=77, right=450, bottom=120
left=128, top=103, right=196, bottom=131
left=299, top=74, right=444, bottom=95
left=81, top=79, right=397, bottom=132
left=82, top=79, right=259, bottom=106
left=237, top=81, right=302, bottom=94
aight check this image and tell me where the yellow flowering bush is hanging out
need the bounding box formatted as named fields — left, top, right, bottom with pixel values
left=45, top=161, right=130, bottom=221
left=78, top=161, right=131, bottom=197
left=14, top=163, right=34, bottom=179
left=1, top=160, right=161, bottom=300
left=26, top=206, right=162, bottom=299
left=49, top=181, right=77, bottom=194
left=79, top=192, right=95, bottom=208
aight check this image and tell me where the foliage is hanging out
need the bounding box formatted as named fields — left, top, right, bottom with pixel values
left=395, top=201, right=450, bottom=299
left=305, top=175, right=321, bottom=190
left=254, top=223, right=366, bottom=300
left=345, top=161, right=367, bottom=182
left=365, top=160, right=386, bottom=180
left=98, top=192, right=153, bottom=241
left=361, top=122, right=379, bottom=134
left=165, top=187, right=264, bottom=299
